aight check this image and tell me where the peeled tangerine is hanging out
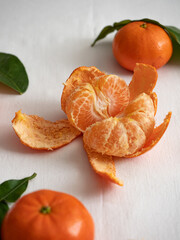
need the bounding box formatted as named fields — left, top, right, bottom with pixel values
left=12, top=64, right=171, bottom=186
left=61, top=64, right=171, bottom=186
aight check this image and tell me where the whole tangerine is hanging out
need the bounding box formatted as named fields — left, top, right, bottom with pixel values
left=112, top=21, right=173, bottom=71
left=1, top=190, right=94, bottom=240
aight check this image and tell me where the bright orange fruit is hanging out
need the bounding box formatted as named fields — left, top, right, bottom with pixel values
left=112, top=21, right=173, bottom=71
left=1, top=190, right=94, bottom=240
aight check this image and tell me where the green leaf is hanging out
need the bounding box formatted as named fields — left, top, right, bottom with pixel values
left=165, top=26, right=180, bottom=44
left=113, top=19, right=132, bottom=29
left=0, top=53, right=29, bottom=94
left=0, top=173, right=37, bottom=203
left=91, top=19, right=133, bottom=46
left=91, top=18, right=180, bottom=47
left=91, top=25, right=115, bottom=47
left=0, top=201, right=9, bottom=226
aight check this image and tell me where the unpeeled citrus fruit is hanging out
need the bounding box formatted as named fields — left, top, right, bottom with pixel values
left=112, top=21, right=173, bottom=71
left=1, top=190, right=94, bottom=240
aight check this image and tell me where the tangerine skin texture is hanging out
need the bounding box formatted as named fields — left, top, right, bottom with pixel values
left=1, top=190, right=94, bottom=240
left=12, top=111, right=81, bottom=150
left=112, top=21, right=173, bottom=71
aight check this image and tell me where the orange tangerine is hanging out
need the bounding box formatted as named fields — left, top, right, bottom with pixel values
left=112, top=21, right=173, bottom=71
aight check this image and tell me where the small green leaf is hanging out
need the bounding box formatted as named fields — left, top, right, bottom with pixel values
left=0, top=173, right=37, bottom=203
left=91, top=18, right=180, bottom=48
left=91, top=19, right=133, bottom=46
left=91, top=25, right=115, bottom=47
left=0, top=201, right=9, bottom=226
left=165, top=26, right=180, bottom=44
left=113, top=19, right=132, bottom=29
left=0, top=53, right=29, bottom=94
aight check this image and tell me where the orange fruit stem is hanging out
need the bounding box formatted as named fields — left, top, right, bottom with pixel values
left=40, top=206, right=51, bottom=214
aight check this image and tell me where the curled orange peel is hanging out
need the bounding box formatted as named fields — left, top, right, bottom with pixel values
left=84, top=144, right=123, bottom=186
left=12, top=110, right=81, bottom=150
left=129, top=63, right=158, bottom=101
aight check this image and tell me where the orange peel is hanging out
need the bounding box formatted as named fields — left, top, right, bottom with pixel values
left=150, top=92, right=158, bottom=115
left=12, top=110, right=81, bottom=150
left=84, top=144, right=123, bottom=186
left=129, top=63, right=158, bottom=101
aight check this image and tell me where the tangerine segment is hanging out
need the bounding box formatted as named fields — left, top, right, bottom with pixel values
left=84, top=144, right=123, bottom=186
left=98, top=74, right=130, bottom=117
left=126, top=112, right=172, bottom=158
left=65, top=84, right=104, bottom=132
left=84, top=117, right=146, bottom=157
left=124, top=92, right=155, bottom=138
left=129, top=63, right=158, bottom=101
left=61, top=66, right=105, bottom=112
left=84, top=93, right=155, bottom=157
left=12, top=111, right=81, bottom=150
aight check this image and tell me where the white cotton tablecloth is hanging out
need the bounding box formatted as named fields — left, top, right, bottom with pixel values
left=0, top=0, right=180, bottom=239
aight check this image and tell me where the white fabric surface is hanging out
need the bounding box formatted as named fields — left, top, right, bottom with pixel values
left=0, top=0, right=180, bottom=239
